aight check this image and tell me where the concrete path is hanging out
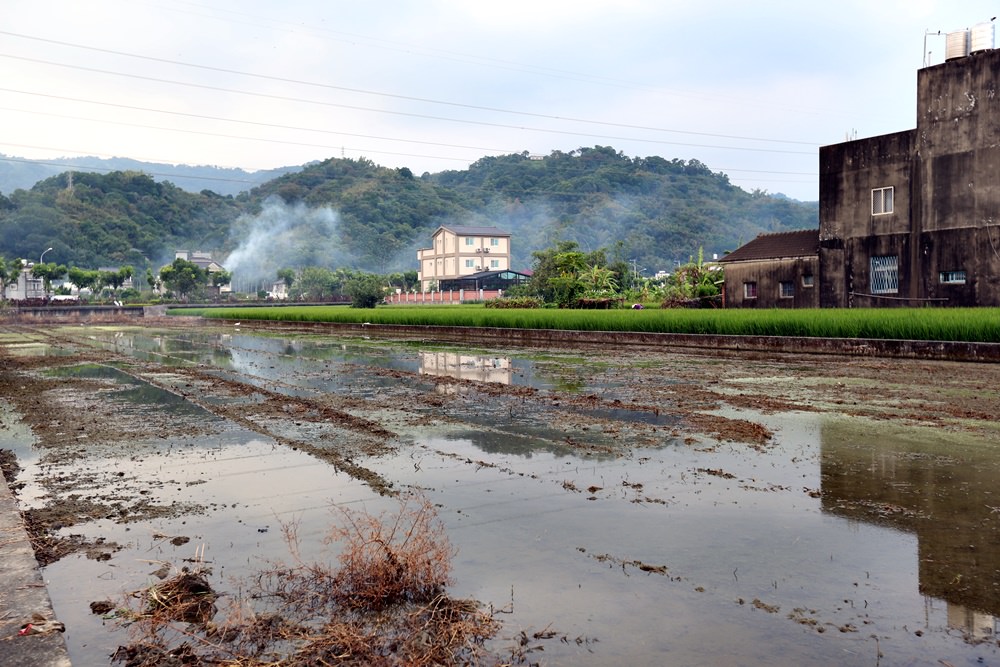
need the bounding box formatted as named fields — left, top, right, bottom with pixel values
left=0, top=473, right=71, bottom=666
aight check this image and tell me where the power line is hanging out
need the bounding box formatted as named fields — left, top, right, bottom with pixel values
left=0, top=93, right=512, bottom=155
left=0, top=29, right=819, bottom=147
left=0, top=52, right=816, bottom=156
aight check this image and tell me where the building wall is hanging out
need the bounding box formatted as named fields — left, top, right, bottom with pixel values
left=4, top=267, right=45, bottom=301
left=723, top=257, right=819, bottom=308
left=417, top=228, right=511, bottom=290
left=819, top=131, right=915, bottom=307
left=820, top=48, right=1000, bottom=308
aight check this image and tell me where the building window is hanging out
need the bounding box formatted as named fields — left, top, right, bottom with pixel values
left=490, top=259, right=500, bottom=268
left=465, top=237, right=475, bottom=246
left=940, top=270, right=966, bottom=284
left=490, top=237, right=499, bottom=246
left=743, top=282, right=757, bottom=299
left=465, top=259, right=475, bottom=268
left=872, top=187, right=894, bottom=215
left=779, top=281, right=795, bottom=298
left=801, top=274, right=815, bottom=287
left=870, top=255, right=899, bottom=294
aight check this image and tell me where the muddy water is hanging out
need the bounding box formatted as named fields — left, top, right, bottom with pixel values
left=4, top=326, right=1000, bottom=666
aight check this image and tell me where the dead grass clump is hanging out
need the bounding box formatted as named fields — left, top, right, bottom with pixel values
left=328, top=492, right=455, bottom=610
left=113, top=492, right=509, bottom=666
left=143, top=569, right=218, bottom=624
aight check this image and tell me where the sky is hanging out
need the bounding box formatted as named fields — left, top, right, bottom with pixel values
left=2, top=0, right=997, bottom=201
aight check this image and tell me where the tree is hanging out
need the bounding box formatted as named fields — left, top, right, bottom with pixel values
left=101, top=265, right=134, bottom=292
left=660, top=247, right=723, bottom=308
left=345, top=273, right=387, bottom=308
left=290, top=266, right=337, bottom=301
left=68, top=267, right=101, bottom=295
left=31, top=262, right=67, bottom=297
left=579, top=265, right=618, bottom=294
left=210, top=269, right=232, bottom=288
left=277, top=268, right=296, bottom=290
left=159, top=258, right=207, bottom=299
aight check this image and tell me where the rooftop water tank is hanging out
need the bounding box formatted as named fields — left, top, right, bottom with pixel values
left=946, top=29, right=970, bottom=60
left=971, top=21, right=995, bottom=52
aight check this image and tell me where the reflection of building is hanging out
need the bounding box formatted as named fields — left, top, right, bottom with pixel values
left=419, top=351, right=512, bottom=385
left=417, top=226, right=511, bottom=291
left=947, top=604, right=996, bottom=641
left=819, top=418, right=1000, bottom=628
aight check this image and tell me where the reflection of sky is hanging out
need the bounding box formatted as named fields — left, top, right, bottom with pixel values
left=375, top=422, right=949, bottom=667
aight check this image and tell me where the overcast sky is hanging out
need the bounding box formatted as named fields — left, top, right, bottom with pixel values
left=2, top=0, right=997, bottom=201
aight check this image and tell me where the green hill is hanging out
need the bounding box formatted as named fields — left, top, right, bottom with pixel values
left=0, top=146, right=817, bottom=280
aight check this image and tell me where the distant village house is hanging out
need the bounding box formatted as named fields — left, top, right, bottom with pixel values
left=417, top=225, right=520, bottom=292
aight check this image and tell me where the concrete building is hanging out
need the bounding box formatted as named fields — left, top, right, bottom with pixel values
left=4, top=263, right=46, bottom=301
left=718, top=230, right=819, bottom=308
left=819, top=22, right=1000, bottom=307
left=417, top=226, right=511, bottom=291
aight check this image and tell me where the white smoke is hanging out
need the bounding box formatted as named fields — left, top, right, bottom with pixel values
left=224, top=197, right=352, bottom=291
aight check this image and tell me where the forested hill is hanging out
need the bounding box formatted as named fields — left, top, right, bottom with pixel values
left=0, top=154, right=301, bottom=197
left=0, top=146, right=817, bottom=277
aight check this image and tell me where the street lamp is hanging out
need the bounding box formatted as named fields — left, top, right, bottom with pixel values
left=39, top=247, right=53, bottom=265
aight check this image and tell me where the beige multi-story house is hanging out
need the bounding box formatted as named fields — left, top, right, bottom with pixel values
left=417, top=225, right=511, bottom=291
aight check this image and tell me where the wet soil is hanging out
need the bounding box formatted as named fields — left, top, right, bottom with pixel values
left=5, top=320, right=1000, bottom=666
left=4, top=320, right=1000, bottom=568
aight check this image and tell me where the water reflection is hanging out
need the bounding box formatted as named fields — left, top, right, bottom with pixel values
left=820, top=418, right=1000, bottom=640
left=419, top=351, right=512, bottom=385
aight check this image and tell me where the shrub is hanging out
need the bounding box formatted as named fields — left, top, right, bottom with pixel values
left=485, top=296, right=543, bottom=309
left=345, top=273, right=388, bottom=308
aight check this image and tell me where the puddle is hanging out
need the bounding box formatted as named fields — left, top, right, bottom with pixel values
left=3, top=327, right=1000, bottom=665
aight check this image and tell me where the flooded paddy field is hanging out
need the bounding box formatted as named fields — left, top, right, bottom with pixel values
left=2, top=322, right=1000, bottom=665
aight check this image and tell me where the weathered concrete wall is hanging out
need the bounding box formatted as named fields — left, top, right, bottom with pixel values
left=819, top=49, right=1000, bottom=308
left=724, top=257, right=818, bottom=308
left=918, top=49, right=1000, bottom=159
left=0, top=476, right=71, bottom=666
left=819, top=130, right=916, bottom=308
left=241, top=320, right=1000, bottom=364
left=7, top=305, right=146, bottom=322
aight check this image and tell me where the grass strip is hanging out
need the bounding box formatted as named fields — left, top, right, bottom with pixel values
left=168, top=305, right=1000, bottom=343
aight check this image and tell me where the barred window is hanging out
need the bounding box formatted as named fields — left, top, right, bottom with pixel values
left=870, top=255, right=899, bottom=294
left=780, top=281, right=795, bottom=298
left=940, top=270, right=966, bottom=284
left=872, top=187, right=894, bottom=215
left=743, top=282, right=757, bottom=299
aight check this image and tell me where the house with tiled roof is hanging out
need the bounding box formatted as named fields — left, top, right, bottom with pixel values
left=416, top=225, right=511, bottom=291
left=718, top=229, right=819, bottom=308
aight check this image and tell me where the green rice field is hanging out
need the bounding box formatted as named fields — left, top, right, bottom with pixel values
left=170, top=304, right=1000, bottom=343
